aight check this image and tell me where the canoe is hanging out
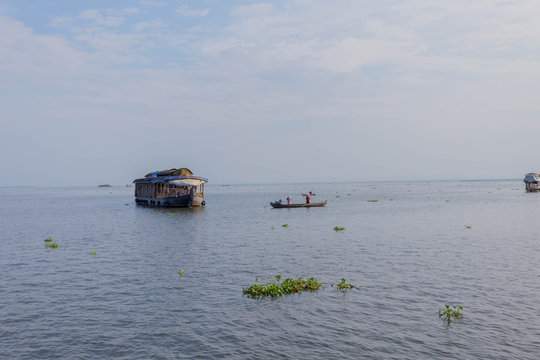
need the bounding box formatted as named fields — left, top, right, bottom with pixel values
left=270, top=200, right=327, bottom=208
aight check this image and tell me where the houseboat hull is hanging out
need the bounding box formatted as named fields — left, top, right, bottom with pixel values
left=135, top=194, right=204, bottom=207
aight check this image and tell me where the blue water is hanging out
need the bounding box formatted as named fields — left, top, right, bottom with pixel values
left=1, top=181, right=540, bottom=359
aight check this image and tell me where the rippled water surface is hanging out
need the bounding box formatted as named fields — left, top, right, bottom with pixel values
left=1, top=181, right=540, bottom=359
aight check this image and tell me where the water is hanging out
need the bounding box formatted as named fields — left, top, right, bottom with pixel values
left=1, top=181, right=540, bottom=359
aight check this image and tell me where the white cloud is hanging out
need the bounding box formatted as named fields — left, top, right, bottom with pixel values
left=140, top=0, right=166, bottom=6
left=232, top=3, right=273, bottom=16
left=175, top=6, right=209, bottom=17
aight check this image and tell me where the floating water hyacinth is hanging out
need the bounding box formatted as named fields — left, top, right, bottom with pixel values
left=282, top=224, right=289, bottom=227
left=465, top=225, right=472, bottom=229
left=45, top=242, right=58, bottom=248
left=336, top=278, right=354, bottom=289
left=91, top=250, right=96, bottom=255
left=44, top=237, right=53, bottom=242
left=178, top=269, right=185, bottom=276
left=367, top=200, right=378, bottom=202
left=439, top=305, right=464, bottom=324
left=243, top=275, right=322, bottom=299
left=168, top=213, right=174, bottom=216
left=333, top=226, right=345, bottom=231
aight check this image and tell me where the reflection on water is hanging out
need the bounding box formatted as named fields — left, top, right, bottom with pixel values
left=1, top=182, right=540, bottom=359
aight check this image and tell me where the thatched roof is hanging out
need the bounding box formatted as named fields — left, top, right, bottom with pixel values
left=145, top=168, right=193, bottom=178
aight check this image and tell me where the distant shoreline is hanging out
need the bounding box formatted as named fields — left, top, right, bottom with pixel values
left=0, top=178, right=522, bottom=188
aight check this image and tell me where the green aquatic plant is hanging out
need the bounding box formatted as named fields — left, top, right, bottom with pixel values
left=271, top=226, right=275, bottom=230
left=282, top=224, right=289, bottom=227
left=333, top=226, right=346, bottom=231
left=367, top=200, right=378, bottom=202
left=439, top=305, right=463, bottom=323
left=168, top=213, right=174, bottom=216
left=44, top=237, right=53, bottom=242
left=336, top=278, right=354, bottom=289
left=243, top=275, right=323, bottom=299
left=45, top=242, right=58, bottom=248
left=91, top=250, right=97, bottom=255
left=336, top=195, right=340, bottom=198
left=178, top=269, right=185, bottom=276
left=465, top=225, right=472, bottom=229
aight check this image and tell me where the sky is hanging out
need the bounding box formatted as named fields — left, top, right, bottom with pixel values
left=1, top=0, right=539, bottom=186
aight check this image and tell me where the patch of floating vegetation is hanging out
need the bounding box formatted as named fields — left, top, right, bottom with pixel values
left=336, top=278, right=354, bottom=289
left=367, top=200, right=378, bottom=202
left=91, top=250, right=96, bottom=255
left=334, top=226, right=346, bottom=231
left=282, top=224, right=289, bottom=228
left=178, top=269, right=185, bottom=276
left=439, top=305, right=463, bottom=324
left=336, top=195, right=340, bottom=198
left=465, top=225, right=472, bottom=229
left=44, top=237, right=53, bottom=242
left=168, top=213, right=174, bottom=216
left=45, top=242, right=58, bottom=248
left=243, top=275, right=322, bottom=299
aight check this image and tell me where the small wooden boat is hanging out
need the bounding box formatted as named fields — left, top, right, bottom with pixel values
left=270, top=200, right=327, bottom=208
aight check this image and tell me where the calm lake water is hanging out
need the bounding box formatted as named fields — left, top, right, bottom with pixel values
left=1, top=181, right=540, bottom=359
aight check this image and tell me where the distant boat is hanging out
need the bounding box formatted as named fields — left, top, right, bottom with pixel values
left=270, top=200, right=327, bottom=208
left=524, top=172, right=540, bottom=192
left=133, top=167, right=207, bottom=207
left=98, top=184, right=112, bottom=187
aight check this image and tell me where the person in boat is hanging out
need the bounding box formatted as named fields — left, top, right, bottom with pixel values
left=306, top=194, right=310, bottom=204
left=287, top=195, right=292, bottom=205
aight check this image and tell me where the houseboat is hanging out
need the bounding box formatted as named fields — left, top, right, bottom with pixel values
left=133, top=168, right=208, bottom=207
left=523, top=172, right=540, bottom=192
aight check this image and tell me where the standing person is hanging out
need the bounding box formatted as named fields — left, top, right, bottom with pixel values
left=287, top=195, right=292, bottom=205
left=306, top=194, right=310, bottom=204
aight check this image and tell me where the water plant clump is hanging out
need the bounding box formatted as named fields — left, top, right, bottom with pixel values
left=367, top=199, right=379, bottom=202
left=439, top=305, right=463, bottom=323
left=45, top=242, right=58, bottom=248
left=336, top=278, right=354, bottom=289
left=178, top=269, right=185, bottom=276
left=44, top=237, right=53, bottom=242
left=465, top=225, right=472, bottom=229
left=334, top=226, right=346, bottom=231
left=91, top=250, right=97, bottom=255
left=243, top=275, right=323, bottom=299
left=282, top=224, right=289, bottom=227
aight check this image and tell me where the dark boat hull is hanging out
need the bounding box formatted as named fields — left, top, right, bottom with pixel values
left=136, top=195, right=194, bottom=207
left=270, top=200, right=327, bottom=208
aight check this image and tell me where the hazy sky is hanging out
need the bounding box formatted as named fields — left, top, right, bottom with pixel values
left=1, top=0, right=539, bottom=186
